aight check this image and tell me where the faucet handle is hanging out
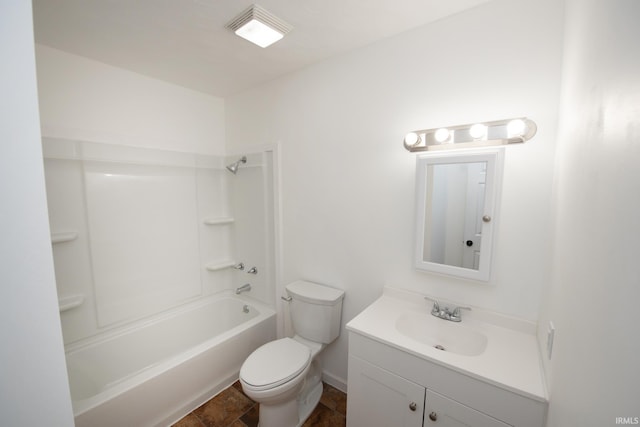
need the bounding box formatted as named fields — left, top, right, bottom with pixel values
left=451, top=306, right=471, bottom=318
left=424, top=296, right=440, bottom=314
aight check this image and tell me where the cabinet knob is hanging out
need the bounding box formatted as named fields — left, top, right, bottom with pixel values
left=482, top=215, right=492, bottom=223
left=429, top=411, right=438, bottom=421
left=409, top=402, right=417, bottom=411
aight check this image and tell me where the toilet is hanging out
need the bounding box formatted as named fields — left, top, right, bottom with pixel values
left=239, top=280, right=345, bottom=427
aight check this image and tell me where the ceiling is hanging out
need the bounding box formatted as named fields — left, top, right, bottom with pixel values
left=32, top=0, right=493, bottom=97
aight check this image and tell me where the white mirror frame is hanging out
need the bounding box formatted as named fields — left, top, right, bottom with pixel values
left=414, top=148, right=504, bottom=282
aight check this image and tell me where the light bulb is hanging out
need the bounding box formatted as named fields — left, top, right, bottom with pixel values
left=434, top=128, right=450, bottom=143
left=507, top=119, right=527, bottom=137
left=404, top=132, right=420, bottom=146
left=469, top=124, right=487, bottom=140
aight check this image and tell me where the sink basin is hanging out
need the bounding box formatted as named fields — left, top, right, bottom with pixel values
left=395, top=312, right=488, bottom=356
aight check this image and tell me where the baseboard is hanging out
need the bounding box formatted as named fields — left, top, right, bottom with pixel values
left=322, top=370, right=347, bottom=394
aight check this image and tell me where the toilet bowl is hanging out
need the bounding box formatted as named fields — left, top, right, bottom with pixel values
left=240, top=337, right=311, bottom=403
left=239, top=280, right=344, bottom=427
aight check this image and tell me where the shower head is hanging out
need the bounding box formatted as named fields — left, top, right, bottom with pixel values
left=226, top=156, right=247, bottom=174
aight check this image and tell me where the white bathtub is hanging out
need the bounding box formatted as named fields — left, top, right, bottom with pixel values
left=65, top=292, right=276, bottom=427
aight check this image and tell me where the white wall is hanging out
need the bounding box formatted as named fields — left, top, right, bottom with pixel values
left=226, top=0, right=564, bottom=387
left=539, top=0, right=640, bottom=425
left=36, top=45, right=225, bottom=154
left=0, top=2, right=74, bottom=425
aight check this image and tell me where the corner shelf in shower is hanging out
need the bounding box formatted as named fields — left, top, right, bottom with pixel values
left=51, top=231, right=79, bottom=244
left=205, top=260, right=237, bottom=271
left=58, top=294, right=85, bottom=312
left=203, top=217, right=235, bottom=225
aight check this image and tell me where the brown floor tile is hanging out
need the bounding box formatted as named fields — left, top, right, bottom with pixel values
left=232, top=380, right=254, bottom=402
left=172, top=413, right=205, bottom=427
left=177, top=381, right=346, bottom=427
left=302, top=403, right=346, bottom=427
left=193, top=386, right=255, bottom=427
left=231, top=380, right=243, bottom=393
left=238, top=404, right=259, bottom=427
left=319, top=384, right=347, bottom=416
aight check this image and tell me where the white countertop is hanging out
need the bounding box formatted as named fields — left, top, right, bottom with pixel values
left=346, top=287, right=548, bottom=402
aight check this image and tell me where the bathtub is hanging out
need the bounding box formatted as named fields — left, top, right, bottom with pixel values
left=65, top=292, right=276, bottom=427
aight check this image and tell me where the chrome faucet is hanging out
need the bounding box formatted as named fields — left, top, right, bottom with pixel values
left=235, top=284, right=251, bottom=294
left=425, top=297, right=471, bottom=322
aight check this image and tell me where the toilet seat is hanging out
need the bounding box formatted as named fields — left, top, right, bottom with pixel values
left=240, top=338, right=311, bottom=391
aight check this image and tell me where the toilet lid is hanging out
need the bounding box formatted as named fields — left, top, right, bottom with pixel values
left=240, top=338, right=311, bottom=390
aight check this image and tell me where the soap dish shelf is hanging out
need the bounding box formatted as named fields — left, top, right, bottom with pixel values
left=59, top=294, right=85, bottom=312
left=51, top=231, right=79, bottom=244
left=203, top=217, right=235, bottom=225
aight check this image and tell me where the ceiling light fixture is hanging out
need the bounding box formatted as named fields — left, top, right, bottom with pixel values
left=226, top=4, right=292, bottom=48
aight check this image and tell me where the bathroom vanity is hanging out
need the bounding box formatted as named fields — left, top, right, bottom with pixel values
left=346, top=288, right=547, bottom=427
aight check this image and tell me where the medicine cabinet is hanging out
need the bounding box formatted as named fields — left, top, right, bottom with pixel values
left=414, top=149, right=503, bottom=281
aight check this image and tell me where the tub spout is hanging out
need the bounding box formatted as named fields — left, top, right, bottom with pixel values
left=236, top=284, right=252, bottom=294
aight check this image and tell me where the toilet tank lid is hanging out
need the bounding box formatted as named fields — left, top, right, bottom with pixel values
left=286, top=280, right=345, bottom=305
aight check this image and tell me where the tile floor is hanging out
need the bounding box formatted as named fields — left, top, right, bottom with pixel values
left=172, top=381, right=347, bottom=427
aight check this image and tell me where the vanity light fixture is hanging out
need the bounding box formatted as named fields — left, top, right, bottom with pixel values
left=434, top=128, right=451, bottom=143
left=507, top=118, right=527, bottom=138
left=403, top=117, right=537, bottom=152
left=226, top=4, right=292, bottom=48
left=469, top=123, right=488, bottom=140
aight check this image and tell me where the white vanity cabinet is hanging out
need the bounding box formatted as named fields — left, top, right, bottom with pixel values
left=348, top=353, right=511, bottom=427
left=345, top=288, right=548, bottom=427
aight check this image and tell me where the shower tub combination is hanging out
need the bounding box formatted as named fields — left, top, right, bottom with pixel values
left=67, top=293, right=275, bottom=427
left=43, top=139, right=278, bottom=426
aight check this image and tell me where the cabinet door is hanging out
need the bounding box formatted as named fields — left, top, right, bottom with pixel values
left=425, top=390, right=511, bottom=427
left=347, top=356, right=425, bottom=427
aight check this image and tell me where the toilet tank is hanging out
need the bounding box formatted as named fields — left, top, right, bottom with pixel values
left=285, top=280, right=345, bottom=344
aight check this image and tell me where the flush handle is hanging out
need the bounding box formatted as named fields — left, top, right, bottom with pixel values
left=409, top=402, right=417, bottom=411
left=429, top=411, right=438, bottom=421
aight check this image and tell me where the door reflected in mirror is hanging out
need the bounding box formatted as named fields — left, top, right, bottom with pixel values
left=424, top=161, right=487, bottom=269
left=415, top=150, right=503, bottom=281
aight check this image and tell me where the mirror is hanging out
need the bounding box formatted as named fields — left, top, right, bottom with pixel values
left=414, top=149, right=503, bottom=281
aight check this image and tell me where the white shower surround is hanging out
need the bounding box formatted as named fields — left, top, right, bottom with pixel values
left=43, top=137, right=275, bottom=339
left=42, top=137, right=278, bottom=425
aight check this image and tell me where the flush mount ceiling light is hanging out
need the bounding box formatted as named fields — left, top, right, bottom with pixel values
left=403, top=117, right=537, bottom=152
left=226, top=4, right=292, bottom=48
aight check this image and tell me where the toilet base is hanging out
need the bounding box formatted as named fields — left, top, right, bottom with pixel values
left=256, top=367, right=323, bottom=427
left=295, top=380, right=323, bottom=427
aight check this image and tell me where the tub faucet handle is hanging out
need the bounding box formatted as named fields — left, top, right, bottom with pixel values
left=233, top=262, right=244, bottom=270
left=247, top=266, right=258, bottom=274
